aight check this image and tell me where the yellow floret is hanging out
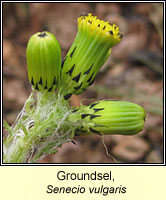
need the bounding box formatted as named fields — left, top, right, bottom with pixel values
left=78, top=13, right=123, bottom=46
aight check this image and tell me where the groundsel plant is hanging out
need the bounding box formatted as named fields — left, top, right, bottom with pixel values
left=3, top=13, right=146, bottom=163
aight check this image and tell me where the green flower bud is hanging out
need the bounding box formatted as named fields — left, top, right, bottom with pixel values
left=60, top=13, right=123, bottom=100
left=26, top=31, right=61, bottom=91
left=68, top=100, right=146, bottom=135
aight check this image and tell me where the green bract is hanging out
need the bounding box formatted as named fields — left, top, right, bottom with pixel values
left=60, top=13, right=123, bottom=100
left=26, top=31, right=61, bottom=91
left=68, top=100, right=146, bottom=135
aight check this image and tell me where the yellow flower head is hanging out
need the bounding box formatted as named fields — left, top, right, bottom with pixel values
left=60, top=13, right=124, bottom=100
left=78, top=13, right=123, bottom=47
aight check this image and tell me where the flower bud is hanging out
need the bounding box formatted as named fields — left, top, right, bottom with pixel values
left=26, top=31, right=61, bottom=91
left=68, top=100, right=146, bottom=135
left=60, top=13, right=123, bottom=100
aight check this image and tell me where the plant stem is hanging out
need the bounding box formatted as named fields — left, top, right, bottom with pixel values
left=3, top=89, right=77, bottom=163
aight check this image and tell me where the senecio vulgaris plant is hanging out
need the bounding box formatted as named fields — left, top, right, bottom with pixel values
left=3, top=13, right=146, bottom=163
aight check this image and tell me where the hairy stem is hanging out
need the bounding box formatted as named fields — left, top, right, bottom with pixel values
left=3, top=89, right=77, bottom=163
